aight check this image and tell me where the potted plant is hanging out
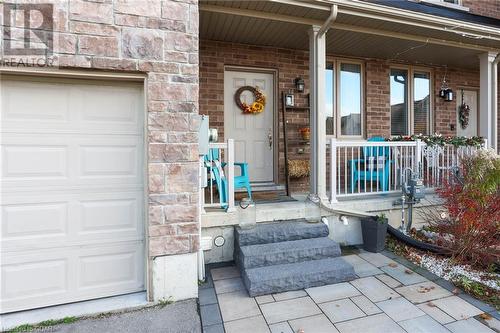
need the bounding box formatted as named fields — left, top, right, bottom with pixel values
left=360, top=213, right=388, bottom=253
left=299, top=127, right=310, bottom=141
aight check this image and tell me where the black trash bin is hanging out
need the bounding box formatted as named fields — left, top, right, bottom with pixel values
left=361, top=215, right=388, bottom=253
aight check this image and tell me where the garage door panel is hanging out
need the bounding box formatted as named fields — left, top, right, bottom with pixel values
left=1, top=242, right=144, bottom=313
left=1, top=144, right=68, bottom=179
left=2, top=202, right=68, bottom=240
left=1, top=77, right=142, bottom=134
left=80, top=198, right=139, bottom=234
left=1, top=76, right=145, bottom=313
left=79, top=84, right=141, bottom=126
left=80, top=145, right=138, bottom=177
left=1, top=79, right=71, bottom=123
left=2, top=259, right=69, bottom=300
left=1, top=136, right=142, bottom=189
left=2, top=191, right=144, bottom=252
left=79, top=250, right=140, bottom=289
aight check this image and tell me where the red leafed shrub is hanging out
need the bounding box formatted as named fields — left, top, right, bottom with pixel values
left=431, top=149, right=500, bottom=268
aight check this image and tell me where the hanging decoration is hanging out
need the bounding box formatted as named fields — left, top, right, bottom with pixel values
left=439, top=66, right=453, bottom=102
left=234, top=86, right=266, bottom=114
left=458, top=89, right=470, bottom=130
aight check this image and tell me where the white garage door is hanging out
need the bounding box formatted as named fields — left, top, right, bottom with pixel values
left=0, top=75, right=145, bottom=313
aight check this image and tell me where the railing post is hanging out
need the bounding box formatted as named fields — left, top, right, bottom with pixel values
left=415, top=139, right=423, bottom=178
left=330, top=137, right=338, bottom=204
left=226, top=139, right=236, bottom=212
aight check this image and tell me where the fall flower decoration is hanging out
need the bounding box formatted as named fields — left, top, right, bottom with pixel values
left=234, top=86, right=266, bottom=114
left=299, top=127, right=310, bottom=141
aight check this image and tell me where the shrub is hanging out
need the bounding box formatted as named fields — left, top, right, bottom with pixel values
left=430, top=149, right=500, bottom=268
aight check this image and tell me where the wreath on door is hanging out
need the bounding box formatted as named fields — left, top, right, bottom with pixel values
left=459, top=103, right=470, bottom=129
left=234, top=86, right=266, bottom=114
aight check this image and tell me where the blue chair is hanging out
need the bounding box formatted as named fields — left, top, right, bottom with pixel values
left=205, top=149, right=252, bottom=209
left=349, top=136, right=392, bottom=192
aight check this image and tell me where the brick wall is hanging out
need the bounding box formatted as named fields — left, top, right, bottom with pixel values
left=365, top=62, right=481, bottom=138
left=10, top=0, right=201, bottom=258
left=462, top=0, right=500, bottom=19
left=200, top=40, right=311, bottom=191
left=200, top=40, right=497, bottom=192
left=365, top=59, right=391, bottom=138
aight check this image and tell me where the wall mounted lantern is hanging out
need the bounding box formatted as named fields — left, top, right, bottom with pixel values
left=294, top=77, right=305, bottom=93
left=439, top=66, right=453, bottom=102
left=444, top=88, right=453, bottom=102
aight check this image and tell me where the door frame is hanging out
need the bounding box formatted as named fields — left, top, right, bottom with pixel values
left=224, top=65, right=279, bottom=187
left=456, top=86, right=479, bottom=136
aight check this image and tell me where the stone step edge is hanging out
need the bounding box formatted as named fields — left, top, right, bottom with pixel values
left=237, top=237, right=341, bottom=269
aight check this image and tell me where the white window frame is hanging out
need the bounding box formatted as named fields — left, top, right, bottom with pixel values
left=389, top=65, right=434, bottom=136
left=326, top=58, right=365, bottom=139
left=419, top=0, right=470, bottom=12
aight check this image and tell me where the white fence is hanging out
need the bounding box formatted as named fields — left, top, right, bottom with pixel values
left=202, top=139, right=235, bottom=211
left=327, top=138, right=483, bottom=202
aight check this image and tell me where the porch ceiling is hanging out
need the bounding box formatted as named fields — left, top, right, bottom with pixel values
left=200, top=0, right=500, bottom=70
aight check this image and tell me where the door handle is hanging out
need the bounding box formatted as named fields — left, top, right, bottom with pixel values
left=268, top=130, right=273, bottom=150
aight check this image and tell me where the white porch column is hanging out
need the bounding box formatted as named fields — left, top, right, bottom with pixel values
left=308, top=26, right=327, bottom=201
left=478, top=52, right=498, bottom=149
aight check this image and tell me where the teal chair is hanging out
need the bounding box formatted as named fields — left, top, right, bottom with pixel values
left=349, top=137, right=392, bottom=192
left=205, top=149, right=252, bottom=209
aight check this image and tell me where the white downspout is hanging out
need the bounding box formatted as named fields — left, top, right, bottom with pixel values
left=318, top=4, right=338, bottom=37
left=310, top=4, right=337, bottom=200
left=493, top=53, right=499, bottom=152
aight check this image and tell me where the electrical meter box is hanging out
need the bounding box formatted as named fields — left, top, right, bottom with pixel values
left=408, top=177, right=425, bottom=200
left=198, top=115, right=210, bottom=156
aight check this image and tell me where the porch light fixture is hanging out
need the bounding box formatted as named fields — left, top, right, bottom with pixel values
left=294, top=77, right=305, bottom=93
left=444, top=88, right=454, bottom=102
left=439, top=67, right=453, bottom=102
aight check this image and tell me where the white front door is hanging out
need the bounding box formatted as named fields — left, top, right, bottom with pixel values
left=224, top=70, right=274, bottom=183
left=0, top=75, right=145, bottom=313
left=456, top=89, right=478, bottom=137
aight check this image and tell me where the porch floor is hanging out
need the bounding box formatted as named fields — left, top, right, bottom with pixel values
left=199, top=250, right=499, bottom=333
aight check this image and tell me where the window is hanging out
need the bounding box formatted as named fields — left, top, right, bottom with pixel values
left=325, top=60, right=364, bottom=137
left=339, top=63, right=362, bottom=136
left=390, top=68, right=408, bottom=136
left=326, top=63, right=335, bottom=135
left=390, top=67, right=432, bottom=136
left=420, top=0, right=468, bottom=11
left=413, top=72, right=431, bottom=135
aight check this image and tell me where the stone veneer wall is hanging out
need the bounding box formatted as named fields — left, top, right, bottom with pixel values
left=7, top=0, right=201, bottom=300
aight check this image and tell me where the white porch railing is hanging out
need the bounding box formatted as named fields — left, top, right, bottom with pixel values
left=327, top=137, right=483, bottom=202
left=202, top=139, right=235, bottom=211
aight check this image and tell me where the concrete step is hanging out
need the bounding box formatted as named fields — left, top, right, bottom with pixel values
left=238, top=237, right=341, bottom=269
left=242, top=257, right=356, bottom=297
left=235, top=220, right=328, bottom=247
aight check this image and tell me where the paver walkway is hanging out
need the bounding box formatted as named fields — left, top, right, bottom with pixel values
left=199, top=250, right=499, bottom=333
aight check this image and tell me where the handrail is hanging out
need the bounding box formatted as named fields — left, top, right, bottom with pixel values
left=327, top=141, right=418, bottom=147
left=203, top=139, right=235, bottom=212
left=327, top=138, right=481, bottom=203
